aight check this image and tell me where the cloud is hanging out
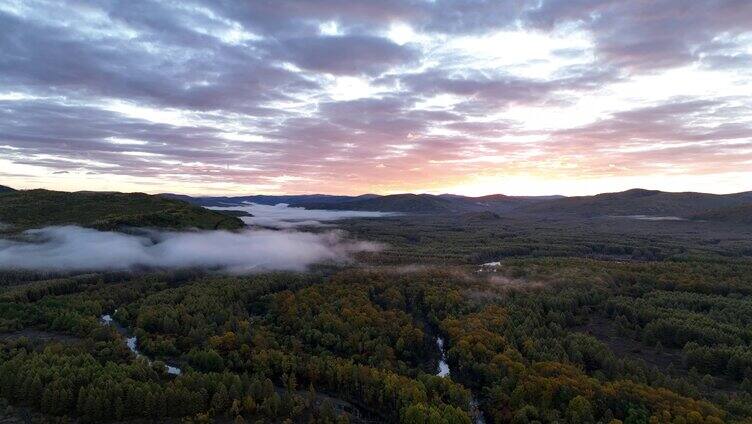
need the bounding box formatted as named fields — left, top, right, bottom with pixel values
left=210, top=203, right=395, bottom=229
left=1, top=0, right=751, bottom=195
left=0, top=226, right=381, bottom=272
left=0, top=8, right=310, bottom=113
left=538, top=98, right=752, bottom=175
left=525, top=0, right=752, bottom=72
left=399, top=69, right=615, bottom=112
left=279, top=35, right=417, bottom=75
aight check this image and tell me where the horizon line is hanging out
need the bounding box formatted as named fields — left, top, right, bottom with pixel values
left=5, top=184, right=752, bottom=199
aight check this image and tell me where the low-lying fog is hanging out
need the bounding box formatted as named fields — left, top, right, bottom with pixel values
left=0, top=226, right=381, bottom=272
left=210, top=202, right=394, bottom=228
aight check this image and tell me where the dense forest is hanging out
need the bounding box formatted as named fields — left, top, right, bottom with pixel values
left=2, top=209, right=752, bottom=423
left=0, top=189, right=243, bottom=232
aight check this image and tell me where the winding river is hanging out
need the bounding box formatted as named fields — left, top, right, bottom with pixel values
left=101, top=315, right=482, bottom=418
left=435, top=336, right=486, bottom=424
left=100, top=312, right=181, bottom=375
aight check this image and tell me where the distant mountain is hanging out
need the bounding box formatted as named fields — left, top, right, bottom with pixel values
left=456, top=194, right=563, bottom=212
left=162, top=192, right=560, bottom=213
left=0, top=189, right=244, bottom=232
left=292, top=193, right=558, bottom=213
left=160, top=193, right=377, bottom=207
left=0, top=185, right=15, bottom=193
left=293, top=193, right=459, bottom=213
left=692, top=204, right=752, bottom=225
left=519, top=188, right=752, bottom=217
left=164, top=189, right=752, bottom=218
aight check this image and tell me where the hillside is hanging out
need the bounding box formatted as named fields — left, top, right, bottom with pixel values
left=460, top=210, right=501, bottom=221
left=693, top=204, right=752, bottom=225
left=457, top=194, right=560, bottom=212
left=0, top=185, right=15, bottom=193
left=0, top=189, right=244, bottom=232
left=519, top=188, right=752, bottom=217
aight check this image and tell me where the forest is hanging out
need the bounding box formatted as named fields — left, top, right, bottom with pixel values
left=2, top=212, right=752, bottom=423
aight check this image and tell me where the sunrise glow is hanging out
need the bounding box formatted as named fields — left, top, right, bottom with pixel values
left=1, top=1, right=751, bottom=196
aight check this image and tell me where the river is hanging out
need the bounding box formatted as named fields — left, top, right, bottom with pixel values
left=435, top=336, right=486, bottom=424
left=436, top=337, right=451, bottom=377
left=100, top=312, right=181, bottom=375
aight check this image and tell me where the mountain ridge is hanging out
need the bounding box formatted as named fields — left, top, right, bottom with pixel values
left=160, top=193, right=379, bottom=207
left=161, top=188, right=752, bottom=217
left=518, top=188, right=752, bottom=217
left=0, top=189, right=245, bottom=232
left=163, top=192, right=565, bottom=213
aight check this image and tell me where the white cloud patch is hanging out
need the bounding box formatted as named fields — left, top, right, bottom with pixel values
left=0, top=226, right=381, bottom=272
left=210, top=203, right=395, bottom=229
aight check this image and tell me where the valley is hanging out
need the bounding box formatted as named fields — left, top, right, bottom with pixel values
left=0, top=187, right=752, bottom=423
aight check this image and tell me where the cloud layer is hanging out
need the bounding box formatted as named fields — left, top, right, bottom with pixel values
left=0, top=1, right=750, bottom=195
left=0, top=226, right=380, bottom=272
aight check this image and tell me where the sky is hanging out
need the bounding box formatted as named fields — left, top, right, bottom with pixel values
left=0, top=0, right=751, bottom=196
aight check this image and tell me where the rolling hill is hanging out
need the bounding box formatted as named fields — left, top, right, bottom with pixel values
left=518, top=188, right=752, bottom=217
left=0, top=185, right=15, bottom=193
left=0, top=189, right=245, bottom=232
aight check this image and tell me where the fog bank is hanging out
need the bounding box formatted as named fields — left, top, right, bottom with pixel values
left=0, top=226, right=381, bottom=272
left=210, top=203, right=394, bottom=228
